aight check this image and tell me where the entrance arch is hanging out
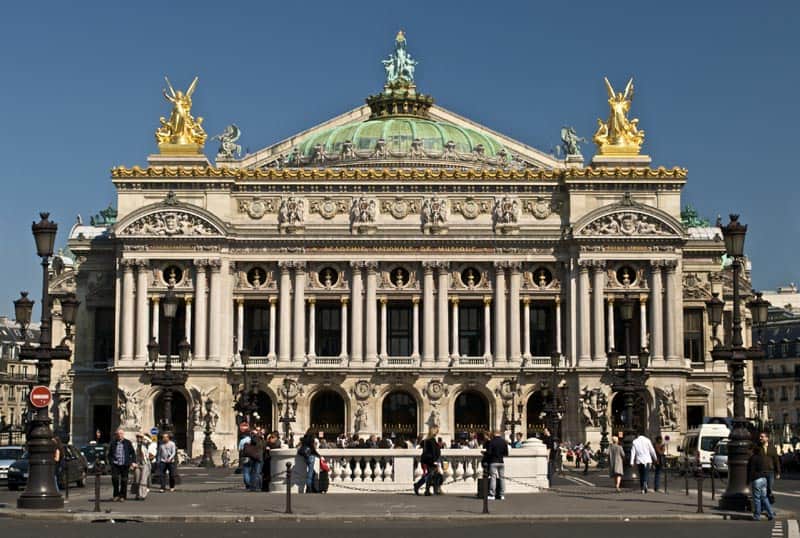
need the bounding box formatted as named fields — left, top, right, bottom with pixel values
left=254, top=391, right=273, bottom=431
left=611, top=391, right=647, bottom=436
left=526, top=390, right=546, bottom=437
left=309, top=390, right=345, bottom=441
left=154, top=390, right=188, bottom=450
left=454, top=390, right=489, bottom=435
left=382, top=391, right=418, bottom=443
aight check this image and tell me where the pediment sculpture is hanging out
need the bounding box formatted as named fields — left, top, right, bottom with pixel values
left=120, top=210, right=219, bottom=237
left=579, top=211, right=672, bottom=237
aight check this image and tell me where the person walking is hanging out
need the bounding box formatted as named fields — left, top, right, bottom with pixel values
left=485, top=430, right=509, bottom=500
left=108, top=428, right=136, bottom=502
left=133, top=432, right=153, bottom=500
left=157, top=433, right=177, bottom=492
left=413, top=426, right=441, bottom=496
left=653, top=436, right=666, bottom=492
left=630, top=432, right=657, bottom=493
left=582, top=442, right=593, bottom=475
left=755, top=431, right=781, bottom=502
left=748, top=443, right=776, bottom=521
left=242, top=431, right=264, bottom=492
left=298, top=429, right=320, bottom=493
left=608, top=436, right=625, bottom=492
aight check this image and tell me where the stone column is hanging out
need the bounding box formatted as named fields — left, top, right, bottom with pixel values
left=184, top=297, right=192, bottom=345
left=436, top=263, right=450, bottom=362
left=555, top=296, right=562, bottom=355
left=411, top=296, right=420, bottom=359
left=278, top=262, right=292, bottom=363
left=268, top=296, right=277, bottom=359
left=114, top=266, right=122, bottom=363
left=193, top=260, right=208, bottom=359
left=236, top=298, right=245, bottom=354
left=307, top=297, right=316, bottom=358
left=380, top=297, right=388, bottom=358
left=450, top=297, right=460, bottom=358
left=340, top=297, right=349, bottom=358
left=120, top=260, right=136, bottom=361
left=135, top=260, right=149, bottom=361
left=365, top=262, right=378, bottom=363
left=494, top=262, right=507, bottom=361
left=349, top=262, right=363, bottom=361
left=639, top=296, right=648, bottom=350
left=607, top=298, right=615, bottom=351
left=591, top=261, right=606, bottom=361
left=483, top=296, right=492, bottom=359
left=292, top=262, right=307, bottom=362
left=422, top=263, right=435, bottom=363
left=649, top=261, right=664, bottom=361
left=664, top=261, right=677, bottom=360
left=508, top=263, right=522, bottom=362
left=208, top=259, right=222, bottom=362
left=151, top=297, right=160, bottom=341
left=522, top=297, right=531, bottom=360
left=577, top=261, right=591, bottom=364
left=567, top=263, right=577, bottom=366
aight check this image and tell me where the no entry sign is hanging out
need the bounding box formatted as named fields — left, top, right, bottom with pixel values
left=30, top=386, right=52, bottom=408
left=239, top=422, right=250, bottom=433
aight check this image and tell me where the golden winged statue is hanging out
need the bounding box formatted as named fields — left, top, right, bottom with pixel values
left=155, top=76, right=207, bottom=153
left=593, top=77, right=645, bottom=155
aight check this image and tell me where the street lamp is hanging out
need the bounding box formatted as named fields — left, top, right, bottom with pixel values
left=278, top=378, right=298, bottom=448
left=607, top=293, right=649, bottom=489
left=501, top=378, right=523, bottom=443
left=706, top=214, right=770, bottom=512
left=17, top=213, right=75, bottom=510
left=234, top=348, right=258, bottom=429
left=198, top=397, right=216, bottom=468
left=596, top=391, right=609, bottom=468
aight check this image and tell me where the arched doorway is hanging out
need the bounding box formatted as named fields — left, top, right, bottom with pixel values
left=526, top=391, right=547, bottom=438
left=454, top=391, right=489, bottom=436
left=309, top=390, right=345, bottom=441
left=155, top=390, right=188, bottom=450
left=611, top=391, right=647, bottom=436
left=254, top=391, right=273, bottom=431
left=382, top=391, right=418, bottom=443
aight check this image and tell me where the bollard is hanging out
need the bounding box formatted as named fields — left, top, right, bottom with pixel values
left=710, top=467, right=715, bottom=500
left=684, top=462, right=689, bottom=496
left=664, top=462, right=668, bottom=494
left=696, top=474, right=704, bottom=513
left=63, top=467, right=69, bottom=501
left=285, top=462, right=292, bottom=515
left=93, top=466, right=102, bottom=513
left=482, top=467, right=489, bottom=515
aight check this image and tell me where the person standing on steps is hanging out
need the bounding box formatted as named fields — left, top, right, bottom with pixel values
left=485, top=429, right=509, bottom=500
left=413, top=426, right=440, bottom=496
left=157, top=432, right=177, bottom=492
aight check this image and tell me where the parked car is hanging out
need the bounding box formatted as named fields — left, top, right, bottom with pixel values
left=678, top=423, right=730, bottom=473
left=0, top=446, right=25, bottom=483
left=712, top=439, right=728, bottom=475
left=7, top=444, right=88, bottom=491
left=80, top=444, right=109, bottom=474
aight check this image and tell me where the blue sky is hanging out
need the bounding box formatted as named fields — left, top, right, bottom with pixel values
left=0, top=1, right=798, bottom=317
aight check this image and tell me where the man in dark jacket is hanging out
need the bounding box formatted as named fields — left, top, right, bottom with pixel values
left=756, top=431, right=781, bottom=499
left=108, top=428, right=136, bottom=501
left=485, top=430, right=509, bottom=500
left=748, top=444, right=776, bottom=521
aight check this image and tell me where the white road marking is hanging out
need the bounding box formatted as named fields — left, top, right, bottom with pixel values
left=772, top=521, right=784, bottom=538
left=787, top=519, right=798, bottom=538
left=776, top=491, right=800, bottom=498
left=563, top=474, right=595, bottom=487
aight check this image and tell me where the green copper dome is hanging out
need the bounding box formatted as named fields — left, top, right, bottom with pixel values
left=298, top=117, right=506, bottom=159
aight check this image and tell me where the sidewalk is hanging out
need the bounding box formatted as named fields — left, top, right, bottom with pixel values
left=0, top=468, right=792, bottom=523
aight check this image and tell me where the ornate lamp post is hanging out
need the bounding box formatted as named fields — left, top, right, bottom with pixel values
left=607, top=294, right=649, bottom=489
left=540, top=351, right=567, bottom=474
left=596, top=391, right=610, bottom=468
left=234, top=349, right=258, bottom=428
left=501, top=378, right=523, bottom=443
left=278, top=378, right=297, bottom=448
left=16, top=213, right=79, bottom=509
left=706, top=214, right=769, bottom=511
left=146, top=285, right=190, bottom=438
left=198, top=397, right=216, bottom=468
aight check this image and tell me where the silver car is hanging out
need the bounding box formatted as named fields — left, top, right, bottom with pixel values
left=0, top=446, right=25, bottom=483
left=712, top=440, right=728, bottom=475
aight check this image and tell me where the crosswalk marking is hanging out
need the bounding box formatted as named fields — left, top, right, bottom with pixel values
left=773, top=521, right=784, bottom=538
left=787, top=519, right=799, bottom=538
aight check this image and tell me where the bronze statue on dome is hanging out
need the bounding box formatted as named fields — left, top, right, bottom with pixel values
left=382, top=31, right=418, bottom=86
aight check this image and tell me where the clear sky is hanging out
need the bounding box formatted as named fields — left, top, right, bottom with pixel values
left=0, top=0, right=798, bottom=317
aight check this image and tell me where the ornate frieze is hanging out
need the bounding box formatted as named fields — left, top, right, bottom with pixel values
left=119, top=210, right=220, bottom=237
left=381, top=197, right=420, bottom=219
left=683, top=271, right=713, bottom=300
left=522, top=196, right=562, bottom=220
left=451, top=197, right=492, bottom=220
left=238, top=197, right=278, bottom=220
left=309, top=197, right=349, bottom=220
left=579, top=212, right=672, bottom=237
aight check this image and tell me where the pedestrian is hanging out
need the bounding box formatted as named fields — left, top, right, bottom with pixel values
left=109, top=428, right=136, bottom=501
left=242, top=431, right=264, bottom=492
left=512, top=432, right=524, bottom=448
left=157, top=432, right=177, bottom=492
left=608, top=436, right=624, bottom=492
left=133, top=432, right=153, bottom=500
left=748, top=444, right=776, bottom=521
left=582, top=442, right=593, bottom=475
left=630, top=432, right=657, bottom=494
left=413, top=426, right=441, bottom=496
left=755, top=431, right=780, bottom=503
left=485, top=430, right=509, bottom=500
left=653, top=435, right=666, bottom=492
left=221, top=447, right=231, bottom=468
left=298, top=428, right=320, bottom=493
left=53, top=436, right=64, bottom=492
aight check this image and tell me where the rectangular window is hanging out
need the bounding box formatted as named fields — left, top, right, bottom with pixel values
left=781, top=386, right=789, bottom=401
left=158, top=303, right=186, bottom=356
left=458, top=302, right=483, bottom=357
left=316, top=303, right=341, bottom=357
left=388, top=303, right=412, bottom=357
left=93, top=307, right=115, bottom=367
left=531, top=302, right=555, bottom=356
left=244, top=303, right=270, bottom=356
left=794, top=384, right=800, bottom=400
left=683, top=309, right=704, bottom=362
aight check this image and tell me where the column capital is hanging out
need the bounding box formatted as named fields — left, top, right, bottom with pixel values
left=493, top=260, right=509, bottom=270
left=134, top=258, right=150, bottom=268
left=607, top=297, right=614, bottom=305
left=307, top=296, right=316, bottom=305
left=341, top=296, right=349, bottom=305
left=278, top=260, right=292, bottom=273
left=185, top=296, right=192, bottom=305
left=193, top=258, right=210, bottom=268
left=364, top=261, right=379, bottom=273
left=294, top=261, right=307, bottom=272
left=349, top=260, right=365, bottom=270
left=269, top=296, right=279, bottom=305
left=412, top=295, right=421, bottom=305
left=554, top=295, right=561, bottom=305
left=508, top=261, right=522, bottom=273
left=379, top=296, right=388, bottom=304
left=521, top=296, right=530, bottom=305
left=208, top=259, right=222, bottom=271
left=152, top=296, right=160, bottom=304
left=483, top=296, right=493, bottom=305
left=649, top=259, right=667, bottom=270
left=577, top=260, right=592, bottom=272
left=236, top=297, right=245, bottom=306
left=121, top=259, right=137, bottom=271
left=639, top=295, right=648, bottom=305
left=422, top=261, right=437, bottom=273
left=589, top=259, right=606, bottom=271
left=430, top=261, right=450, bottom=273
left=450, top=296, right=460, bottom=305
left=663, top=260, right=678, bottom=272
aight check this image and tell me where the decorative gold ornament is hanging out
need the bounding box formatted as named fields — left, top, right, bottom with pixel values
left=155, top=76, right=207, bottom=154
left=593, top=77, right=645, bottom=155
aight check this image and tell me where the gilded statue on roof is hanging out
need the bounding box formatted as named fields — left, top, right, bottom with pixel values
left=593, top=77, right=645, bottom=155
left=155, top=76, right=207, bottom=153
left=382, top=31, right=417, bottom=85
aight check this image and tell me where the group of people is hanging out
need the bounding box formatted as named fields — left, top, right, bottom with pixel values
left=605, top=432, right=666, bottom=493
left=107, top=428, right=178, bottom=501
left=747, top=431, right=781, bottom=521
left=238, top=428, right=282, bottom=491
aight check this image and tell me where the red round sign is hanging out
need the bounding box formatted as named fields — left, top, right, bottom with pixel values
left=30, top=386, right=52, bottom=408
left=238, top=422, right=250, bottom=433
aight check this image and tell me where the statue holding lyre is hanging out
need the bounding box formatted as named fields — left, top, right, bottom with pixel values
left=155, top=76, right=207, bottom=153
left=593, top=77, right=645, bottom=155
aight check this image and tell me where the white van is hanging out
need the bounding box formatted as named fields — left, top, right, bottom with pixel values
left=679, top=423, right=730, bottom=472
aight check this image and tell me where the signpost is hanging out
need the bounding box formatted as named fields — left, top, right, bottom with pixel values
left=29, top=386, right=52, bottom=409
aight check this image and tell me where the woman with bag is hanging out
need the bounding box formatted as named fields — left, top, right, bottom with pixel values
left=413, top=426, right=441, bottom=496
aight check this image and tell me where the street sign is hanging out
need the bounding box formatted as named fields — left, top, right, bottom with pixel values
left=150, top=427, right=159, bottom=436
left=29, top=386, right=52, bottom=408
left=239, top=422, right=250, bottom=433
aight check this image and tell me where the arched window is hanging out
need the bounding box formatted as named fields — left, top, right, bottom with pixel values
left=454, top=391, right=489, bottom=435
left=382, top=391, right=418, bottom=442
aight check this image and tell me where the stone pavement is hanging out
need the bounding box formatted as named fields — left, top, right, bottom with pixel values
left=0, top=467, right=794, bottom=523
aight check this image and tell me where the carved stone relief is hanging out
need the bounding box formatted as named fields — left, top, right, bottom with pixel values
left=580, top=212, right=672, bottom=236
left=381, top=197, right=420, bottom=219
left=238, top=197, right=279, bottom=220
left=120, top=211, right=219, bottom=237
left=451, top=197, right=492, bottom=220
left=309, top=197, right=349, bottom=220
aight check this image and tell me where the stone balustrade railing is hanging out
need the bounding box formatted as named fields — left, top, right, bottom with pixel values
left=269, top=437, right=548, bottom=494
